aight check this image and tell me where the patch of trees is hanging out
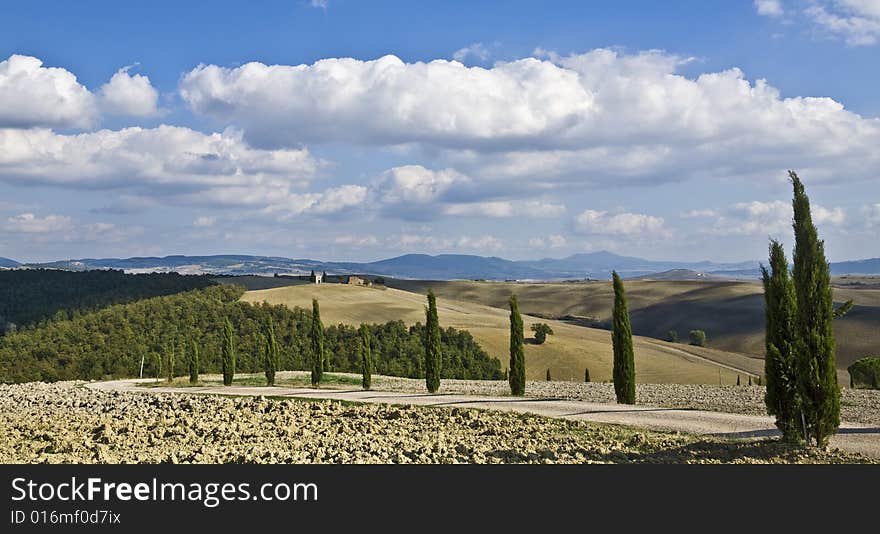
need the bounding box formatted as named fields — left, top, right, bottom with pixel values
left=0, top=284, right=502, bottom=384
left=0, top=269, right=215, bottom=333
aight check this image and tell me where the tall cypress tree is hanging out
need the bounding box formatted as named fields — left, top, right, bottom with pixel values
left=762, top=239, right=802, bottom=442
left=360, top=324, right=372, bottom=390
left=508, top=295, right=525, bottom=396
left=611, top=271, right=636, bottom=404
left=310, top=298, right=324, bottom=386
left=165, top=340, right=175, bottom=383
left=188, top=338, right=199, bottom=384
left=222, top=317, right=235, bottom=386
left=264, top=316, right=278, bottom=386
left=790, top=171, right=839, bottom=447
left=424, top=290, right=442, bottom=393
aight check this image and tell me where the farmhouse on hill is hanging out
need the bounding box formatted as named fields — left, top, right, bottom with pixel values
left=346, top=275, right=370, bottom=286
left=310, top=270, right=323, bottom=284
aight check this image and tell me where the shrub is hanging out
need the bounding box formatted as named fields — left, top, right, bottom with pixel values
left=848, top=357, right=880, bottom=389
left=531, top=323, right=554, bottom=344
left=666, top=330, right=679, bottom=343
left=689, top=330, right=707, bottom=347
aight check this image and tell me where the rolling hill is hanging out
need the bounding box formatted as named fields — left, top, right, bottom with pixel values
left=241, top=283, right=764, bottom=385
left=386, top=279, right=880, bottom=377
left=0, top=257, right=19, bottom=268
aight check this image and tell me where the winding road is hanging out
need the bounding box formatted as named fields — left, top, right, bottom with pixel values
left=87, top=378, right=880, bottom=459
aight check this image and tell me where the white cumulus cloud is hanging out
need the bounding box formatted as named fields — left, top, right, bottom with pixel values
left=179, top=50, right=880, bottom=188
left=0, top=55, right=96, bottom=129
left=806, top=0, right=880, bottom=46
left=99, top=66, right=162, bottom=117
left=453, top=42, right=490, bottom=62
left=705, top=199, right=846, bottom=236
left=6, top=212, right=72, bottom=233
left=573, top=209, right=667, bottom=236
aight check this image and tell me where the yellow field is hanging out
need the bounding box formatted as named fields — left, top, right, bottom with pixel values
left=242, top=284, right=763, bottom=385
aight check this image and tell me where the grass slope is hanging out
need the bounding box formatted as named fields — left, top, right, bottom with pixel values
left=242, top=284, right=755, bottom=385
left=387, top=279, right=880, bottom=373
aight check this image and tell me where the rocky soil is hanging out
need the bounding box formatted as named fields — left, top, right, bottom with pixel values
left=1, top=381, right=873, bottom=464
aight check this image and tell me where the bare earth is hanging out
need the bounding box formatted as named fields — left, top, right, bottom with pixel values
left=86, top=374, right=880, bottom=459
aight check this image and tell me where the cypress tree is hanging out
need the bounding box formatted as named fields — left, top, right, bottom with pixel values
left=790, top=171, right=839, bottom=447
left=264, top=316, right=278, bottom=386
left=424, top=290, right=442, bottom=393
left=165, top=341, right=174, bottom=383
left=584, top=367, right=590, bottom=383
left=508, top=295, right=525, bottom=396
left=611, top=271, right=636, bottom=404
left=222, top=317, right=235, bottom=386
left=310, top=299, right=324, bottom=386
left=546, top=368, right=551, bottom=381
left=188, top=338, right=199, bottom=384
left=762, top=239, right=802, bottom=442
left=360, top=324, right=372, bottom=390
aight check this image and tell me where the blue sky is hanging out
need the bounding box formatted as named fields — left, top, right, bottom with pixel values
left=1, top=0, right=878, bottom=263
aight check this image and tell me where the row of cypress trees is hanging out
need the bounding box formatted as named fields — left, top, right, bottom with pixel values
left=504, top=272, right=636, bottom=402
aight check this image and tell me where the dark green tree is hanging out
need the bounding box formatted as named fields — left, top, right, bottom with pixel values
left=264, top=316, right=278, bottom=386
left=584, top=367, right=590, bottom=383
left=611, top=271, right=636, bottom=404
left=188, top=338, right=199, bottom=384
left=667, top=330, right=679, bottom=343
left=530, top=323, right=554, bottom=344
left=508, top=295, right=525, bottom=396
left=310, top=299, right=324, bottom=386
left=222, top=317, right=235, bottom=386
left=165, top=340, right=175, bottom=383
left=762, top=239, right=802, bottom=442
left=689, top=330, right=707, bottom=346
left=545, top=368, right=551, bottom=381
left=360, top=324, right=372, bottom=390
left=424, top=291, right=442, bottom=393
left=790, top=171, right=839, bottom=448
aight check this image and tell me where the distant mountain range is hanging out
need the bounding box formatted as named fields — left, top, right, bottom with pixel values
left=4, top=251, right=879, bottom=280
left=0, top=257, right=21, bottom=268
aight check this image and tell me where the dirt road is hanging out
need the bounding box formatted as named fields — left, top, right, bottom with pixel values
left=88, top=379, right=880, bottom=458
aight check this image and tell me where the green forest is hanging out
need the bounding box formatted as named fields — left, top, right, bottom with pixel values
left=0, top=269, right=215, bottom=332
left=0, top=280, right=502, bottom=383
